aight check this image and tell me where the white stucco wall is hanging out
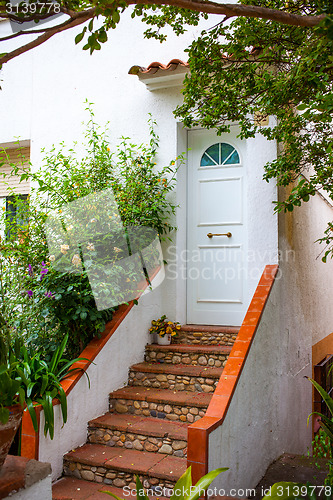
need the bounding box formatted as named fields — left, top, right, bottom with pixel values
left=38, top=287, right=163, bottom=480
left=1, top=7, right=330, bottom=488
left=208, top=279, right=312, bottom=494
left=278, top=187, right=333, bottom=347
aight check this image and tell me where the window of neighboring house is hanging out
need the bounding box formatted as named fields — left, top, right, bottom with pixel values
left=5, top=194, right=29, bottom=240
left=0, top=144, right=30, bottom=241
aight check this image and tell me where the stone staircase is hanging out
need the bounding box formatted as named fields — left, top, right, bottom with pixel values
left=52, top=325, right=238, bottom=500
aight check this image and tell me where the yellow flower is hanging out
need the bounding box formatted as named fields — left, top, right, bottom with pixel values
left=72, top=254, right=82, bottom=267
left=60, top=244, right=69, bottom=254
left=166, top=326, right=172, bottom=334
left=176, top=325, right=181, bottom=330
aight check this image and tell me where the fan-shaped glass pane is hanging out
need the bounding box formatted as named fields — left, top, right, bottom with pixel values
left=201, top=144, right=219, bottom=166
left=224, top=150, right=240, bottom=164
left=200, top=143, right=240, bottom=167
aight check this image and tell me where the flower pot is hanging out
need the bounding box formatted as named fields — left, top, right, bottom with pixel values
left=157, top=334, right=171, bottom=346
left=0, top=404, right=23, bottom=471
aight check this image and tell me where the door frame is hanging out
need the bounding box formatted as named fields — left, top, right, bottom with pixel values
left=174, top=122, right=279, bottom=326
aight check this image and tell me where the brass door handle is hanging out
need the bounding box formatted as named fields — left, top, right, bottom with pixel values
left=207, top=232, right=232, bottom=238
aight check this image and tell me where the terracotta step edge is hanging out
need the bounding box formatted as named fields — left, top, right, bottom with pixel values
left=88, top=414, right=189, bottom=440
left=109, top=387, right=212, bottom=407
left=52, top=477, right=171, bottom=500
left=180, top=324, right=240, bottom=333
left=64, top=444, right=186, bottom=480
left=130, top=362, right=223, bottom=378
left=146, top=344, right=233, bottom=353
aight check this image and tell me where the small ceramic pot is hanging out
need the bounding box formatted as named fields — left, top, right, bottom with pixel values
left=157, top=333, right=171, bottom=346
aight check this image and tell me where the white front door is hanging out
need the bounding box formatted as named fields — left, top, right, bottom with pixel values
left=186, top=129, right=248, bottom=326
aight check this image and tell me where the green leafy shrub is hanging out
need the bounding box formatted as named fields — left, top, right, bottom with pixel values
left=0, top=106, right=182, bottom=358
left=16, top=334, right=88, bottom=439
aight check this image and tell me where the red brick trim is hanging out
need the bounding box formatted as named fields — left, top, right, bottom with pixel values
left=187, top=264, right=279, bottom=483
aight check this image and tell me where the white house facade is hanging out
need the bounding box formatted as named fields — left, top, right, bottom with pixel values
left=0, top=9, right=332, bottom=494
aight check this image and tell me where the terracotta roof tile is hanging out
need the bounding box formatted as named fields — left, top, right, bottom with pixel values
left=128, top=58, right=189, bottom=76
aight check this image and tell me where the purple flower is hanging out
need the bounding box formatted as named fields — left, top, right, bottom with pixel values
left=28, top=264, right=33, bottom=277
left=26, top=290, right=33, bottom=297
left=40, top=262, right=48, bottom=280
left=44, top=291, right=54, bottom=298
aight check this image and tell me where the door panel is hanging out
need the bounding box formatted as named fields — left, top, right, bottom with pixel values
left=198, top=177, right=243, bottom=225
left=187, top=129, right=247, bottom=326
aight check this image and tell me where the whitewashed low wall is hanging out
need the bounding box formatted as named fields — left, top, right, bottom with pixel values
left=38, top=287, right=163, bottom=480
left=4, top=476, right=52, bottom=500
left=208, top=279, right=312, bottom=495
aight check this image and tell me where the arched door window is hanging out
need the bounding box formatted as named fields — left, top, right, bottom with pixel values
left=200, top=142, right=240, bottom=167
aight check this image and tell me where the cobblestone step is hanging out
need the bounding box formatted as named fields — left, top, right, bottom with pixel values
left=63, top=443, right=186, bottom=492
left=57, top=323, right=239, bottom=499
left=173, top=325, right=239, bottom=345
left=145, top=343, right=232, bottom=366
left=129, top=362, right=222, bottom=392
left=109, top=386, right=212, bottom=423
left=88, top=413, right=188, bottom=458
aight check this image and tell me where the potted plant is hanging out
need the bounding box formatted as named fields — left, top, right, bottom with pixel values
left=0, top=316, right=25, bottom=470
left=149, top=315, right=181, bottom=346
left=0, top=315, right=88, bottom=471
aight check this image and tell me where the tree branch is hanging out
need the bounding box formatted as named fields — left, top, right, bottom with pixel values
left=127, top=0, right=325, bottom=27
left=0, top=0, right=326, bottom=67
left=0, top=9, right=93, bottom=66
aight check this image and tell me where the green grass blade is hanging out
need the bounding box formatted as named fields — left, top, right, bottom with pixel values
left=170, top=466, right=192, bottom=500
left=58, top=386, right=68, bottom=424
left=135, top=475, right=150, bottom=500
left=187, top=467, right=228, bottom=500
left=99, top=491, right=124, bottom=499
left=26, top=399, right=38, bottom=433
left=307, top=378, right=333, bottom=417
left=262, top=482, right=307, bottom=499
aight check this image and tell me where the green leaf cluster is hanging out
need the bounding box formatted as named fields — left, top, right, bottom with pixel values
left=15, top=333, right=88, bottom=438
left=0, top=106, right=182, bottom=359
left=171, top=0, right=333, bottom=258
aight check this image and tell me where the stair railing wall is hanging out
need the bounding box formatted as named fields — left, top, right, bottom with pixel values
left=187, top=265, right=279, bottom=489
